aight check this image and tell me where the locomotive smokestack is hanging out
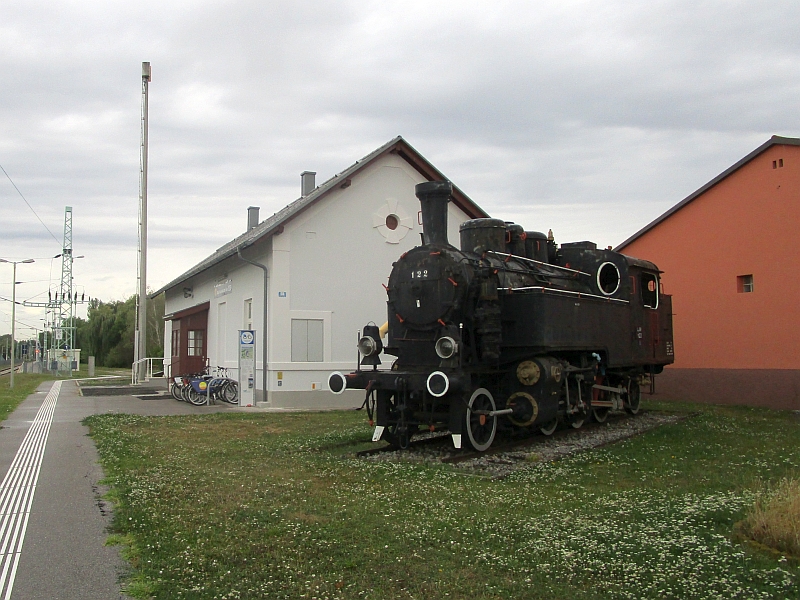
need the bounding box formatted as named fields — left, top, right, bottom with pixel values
left=415, top=180, right=452, bottom=246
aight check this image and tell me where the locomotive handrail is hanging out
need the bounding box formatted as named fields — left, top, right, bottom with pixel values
left=498, top=286, right=630, bottom=304
left=485, top=251, right=592, bottom=276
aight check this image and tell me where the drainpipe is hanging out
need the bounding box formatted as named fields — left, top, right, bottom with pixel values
left=237, top=247, right=269, bottom=405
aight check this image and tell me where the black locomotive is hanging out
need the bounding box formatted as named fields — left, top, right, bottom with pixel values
left=329, top=181, right=674, bottom=451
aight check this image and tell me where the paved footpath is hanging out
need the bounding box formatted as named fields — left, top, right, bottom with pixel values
left=0, top=379, right=231, bottom=600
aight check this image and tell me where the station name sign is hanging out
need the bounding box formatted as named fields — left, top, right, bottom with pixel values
left=214, top=278, right=232, bottom=298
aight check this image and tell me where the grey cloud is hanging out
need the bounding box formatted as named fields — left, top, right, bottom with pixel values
left=1, top=0, right=799, bottom=313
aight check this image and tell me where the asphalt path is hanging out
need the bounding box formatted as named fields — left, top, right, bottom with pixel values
left=0, top=379, right=231, bottom=600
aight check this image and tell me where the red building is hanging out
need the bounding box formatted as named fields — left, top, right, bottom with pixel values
left=617, top=136, right=800, bottom=410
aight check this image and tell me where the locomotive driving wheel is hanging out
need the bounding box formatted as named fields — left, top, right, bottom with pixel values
left=591, top=375, right=610, bottom=423
left=625, top=381, right=641, bottom=415
left=592, top=407, right=609, bottom=423
left=564, top=411, right=585, bottom=429
left=465, top=388, right=497, bottom=451
left=538, top=418, right=558, bottom=436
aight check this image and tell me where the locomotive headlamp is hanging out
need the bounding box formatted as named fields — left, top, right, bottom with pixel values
left=358, top=336, right=378, bottom=357
left=435, top=336, right=458, bottom=359
left=358, top=324, right=384, bottom=367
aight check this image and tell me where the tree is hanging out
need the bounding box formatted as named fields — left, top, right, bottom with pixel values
left=74, top=294, right=165, bottom=368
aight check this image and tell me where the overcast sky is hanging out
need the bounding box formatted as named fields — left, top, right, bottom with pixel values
left=1, top=0, right=799, bottom=337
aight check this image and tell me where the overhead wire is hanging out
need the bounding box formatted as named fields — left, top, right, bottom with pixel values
left=0, top=163, right=61, bottom=246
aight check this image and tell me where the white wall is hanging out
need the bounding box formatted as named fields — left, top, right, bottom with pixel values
left=268, top=154, right=473, bottom=402
left=164, top=247, right=268, bottom=385
left=164, top=152, right=475, bottom=407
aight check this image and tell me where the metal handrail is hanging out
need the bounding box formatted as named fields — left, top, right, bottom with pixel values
left=131, top=357, right=166, bottom=384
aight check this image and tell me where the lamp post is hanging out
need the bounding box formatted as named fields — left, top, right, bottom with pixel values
left=0, top=258, right=35, bottom=388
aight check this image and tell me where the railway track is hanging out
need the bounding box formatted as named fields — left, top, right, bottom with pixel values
left=356, top=411, right=636, bottom=460
left=355, top=410, right=691, bottom=477
left=355, top=431, right=452, bottom=458
left=440, top=411, right=638, bottom=464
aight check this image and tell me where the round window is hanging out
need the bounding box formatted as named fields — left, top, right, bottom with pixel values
left=597, top=262, right=620, bottom=295
left=385, top=214, right=399, bottom=230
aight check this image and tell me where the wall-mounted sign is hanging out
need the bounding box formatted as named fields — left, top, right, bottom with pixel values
left=238, top=330, right=255, bottom=406
left=214, top=278, right=232, bottom=298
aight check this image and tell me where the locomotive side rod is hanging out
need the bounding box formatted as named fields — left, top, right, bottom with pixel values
left=592, top=384, right=625, bottom=394
left=470, top=408, right=514, bottom=417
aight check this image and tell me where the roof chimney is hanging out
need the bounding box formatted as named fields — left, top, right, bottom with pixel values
left=247, top=206, right=260, bottom=231
left=301, top=171, right=316, bottom=197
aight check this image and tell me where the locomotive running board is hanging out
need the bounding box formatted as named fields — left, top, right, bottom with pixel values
left=372, top=426, right=384, bottom=442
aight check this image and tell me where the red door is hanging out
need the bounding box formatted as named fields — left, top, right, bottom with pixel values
left=170, top=302, right=209, bottom=376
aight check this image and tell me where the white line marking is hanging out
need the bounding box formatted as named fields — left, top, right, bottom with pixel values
left=0, top=380, right=61, bottom=599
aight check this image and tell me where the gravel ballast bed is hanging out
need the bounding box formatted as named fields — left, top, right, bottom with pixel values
left=362, top=412, right=684, bottom=478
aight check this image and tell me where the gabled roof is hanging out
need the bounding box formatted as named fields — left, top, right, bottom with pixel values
left=152, top=136, right=488, bottom=297
left=616, top=135, right=800, bottom=251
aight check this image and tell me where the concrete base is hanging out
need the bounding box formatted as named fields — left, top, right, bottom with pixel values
left=653, top=368, right=800, bottom=410
left=260, top=389, right=364, bottom=410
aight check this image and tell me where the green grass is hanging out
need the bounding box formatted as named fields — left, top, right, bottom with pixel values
left=0, top=367, right=130, bottom=422
left=85, top=401, right=800, bottom=599
left=0, top=372, right=65, bottom=421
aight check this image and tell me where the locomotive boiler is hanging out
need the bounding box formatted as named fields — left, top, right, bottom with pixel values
left=329, top=181, right=674, bottom=451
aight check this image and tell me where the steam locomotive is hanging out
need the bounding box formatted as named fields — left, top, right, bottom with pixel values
left=329, top=181, right=674, bottom=451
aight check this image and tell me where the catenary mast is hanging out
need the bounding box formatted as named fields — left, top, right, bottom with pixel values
left=58, top=206, right=74, bottom=354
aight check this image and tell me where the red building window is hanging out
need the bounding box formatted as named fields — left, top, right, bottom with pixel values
left=737, top=275, right=754, bottom=293
left=188, top=330, right=204, bottom=356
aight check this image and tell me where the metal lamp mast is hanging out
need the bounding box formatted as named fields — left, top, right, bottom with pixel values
left=135, top=61, right=151, bottom=382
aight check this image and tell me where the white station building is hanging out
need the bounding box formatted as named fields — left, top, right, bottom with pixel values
left=153, top=137, right=487, bottom=409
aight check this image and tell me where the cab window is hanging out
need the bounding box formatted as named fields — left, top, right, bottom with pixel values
left=641, top=273, right=658, bottom=309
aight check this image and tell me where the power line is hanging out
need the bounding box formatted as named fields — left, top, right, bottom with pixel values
left=0, top=163, right=61, bottom=246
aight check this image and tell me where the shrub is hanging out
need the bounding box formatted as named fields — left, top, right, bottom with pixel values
left=741, top=477, right=800, bottom=557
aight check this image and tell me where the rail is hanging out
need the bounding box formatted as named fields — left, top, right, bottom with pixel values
left=131, top=357, right=165, bottom=384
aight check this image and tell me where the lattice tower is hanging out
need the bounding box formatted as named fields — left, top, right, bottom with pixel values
left=57, top=206, right=74, bottom=350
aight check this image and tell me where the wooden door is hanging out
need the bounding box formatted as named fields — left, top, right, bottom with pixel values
left=170, top=302, right=209, bottom=376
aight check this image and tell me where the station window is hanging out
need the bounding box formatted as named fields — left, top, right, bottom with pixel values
left=243, top=298, right=253, bottom=330
left=291, top=319, right=323, bottom=362
left=171, top=329, right=180, bottom=357
left=737, top=274, right=754, bottom=293
left=641, top=273, right=658, bottom=309
left=187, top=330, right=204, bottom=356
